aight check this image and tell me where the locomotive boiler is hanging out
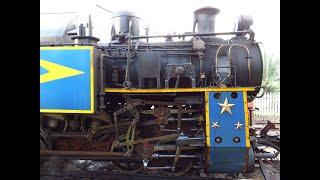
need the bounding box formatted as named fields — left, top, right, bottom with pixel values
left=105, top=8, right=262, bottom=94
left=40, top=7, right=271, bottom=177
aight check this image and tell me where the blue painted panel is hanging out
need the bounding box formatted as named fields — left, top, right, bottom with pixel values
left=209, top=147, right=246, bottom=173
left=40, top=66, right=48, bottom=74
left=208, top=91, right=246, bottom=147
left=40, top=49, right=92, bottom=111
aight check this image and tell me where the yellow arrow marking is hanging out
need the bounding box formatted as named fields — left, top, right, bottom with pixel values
left=40, top=59, right=85, bottom=84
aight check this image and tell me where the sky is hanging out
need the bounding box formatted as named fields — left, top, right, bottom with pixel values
left=40, top=0, right=279, bottom=58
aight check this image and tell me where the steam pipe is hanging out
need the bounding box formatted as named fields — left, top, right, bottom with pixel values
left=199, top=53, right=205, bottom=86
left=227, top=44, right=251, bottom=85
left=88, top=14, right=93, bottom=36
left=250, top=86, right=266, bottom=99
left=99, top=54, right=113, bottom=110
left=124, top=20, right=133, bottom=88
left=130, top=30, right=251, bottom=39
left=192, top=18, right=197, bottom=33
left=40, top=43, right=101, bottom=47
left=200, top=57, right=204, bottom=75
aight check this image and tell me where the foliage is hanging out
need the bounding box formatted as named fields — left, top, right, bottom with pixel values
left=262, top=54, right=280, bottom=92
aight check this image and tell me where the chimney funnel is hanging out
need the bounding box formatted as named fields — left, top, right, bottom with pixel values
left=193, top=7, right=220, bottom=33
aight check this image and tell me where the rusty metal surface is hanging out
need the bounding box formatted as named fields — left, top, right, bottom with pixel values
left=154, top=106, right=171, bottom=128
left=41, top=92, right=279, bottom=178
left=40, top=150, right=127, bottom=157
left=259, top=121, right=276, bottom=137
left=117, top=134, right=179, bottom=146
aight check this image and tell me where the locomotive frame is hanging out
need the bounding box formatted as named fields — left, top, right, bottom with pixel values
left=40, top=6, right=279, bottom=178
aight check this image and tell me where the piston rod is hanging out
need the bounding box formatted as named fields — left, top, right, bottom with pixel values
left=152, top=153, right=197, bottom=159
left=254, top=153, right=277, bottom=159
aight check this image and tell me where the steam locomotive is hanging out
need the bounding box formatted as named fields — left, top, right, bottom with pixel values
left=40, top=7, right=269, bottom=177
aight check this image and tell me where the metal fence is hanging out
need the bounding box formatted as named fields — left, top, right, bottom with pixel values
left=253, top=92, right=280, bottom=121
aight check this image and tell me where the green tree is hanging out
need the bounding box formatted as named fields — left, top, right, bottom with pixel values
left=262, top=54, right=280, bottom=92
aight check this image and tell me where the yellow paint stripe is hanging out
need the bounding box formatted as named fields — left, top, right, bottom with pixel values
left=90, top=47, right=94, bottom=114
left=105, top=87, right=255, bottom=93
left=243, top=91, right=250, bottom=147
left=205, top=92, right=211, bottom=161
left=205, top=92, right=210, bottom=147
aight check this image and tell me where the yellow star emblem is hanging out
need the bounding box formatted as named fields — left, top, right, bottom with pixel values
left=218, top=98, right=235, bottom=115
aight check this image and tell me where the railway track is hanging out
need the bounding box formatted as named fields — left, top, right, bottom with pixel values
left=253, top=122, right=280, bottom=131
left=40, top=167, right=266, bottom=180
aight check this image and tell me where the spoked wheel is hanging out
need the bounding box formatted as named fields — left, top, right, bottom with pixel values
left=40, top=115, right=67, bottom=133
left=110, top=135, right=143, bottom=174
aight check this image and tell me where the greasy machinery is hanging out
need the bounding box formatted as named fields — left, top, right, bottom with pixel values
left=40, top=7, right=279, bottom=178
